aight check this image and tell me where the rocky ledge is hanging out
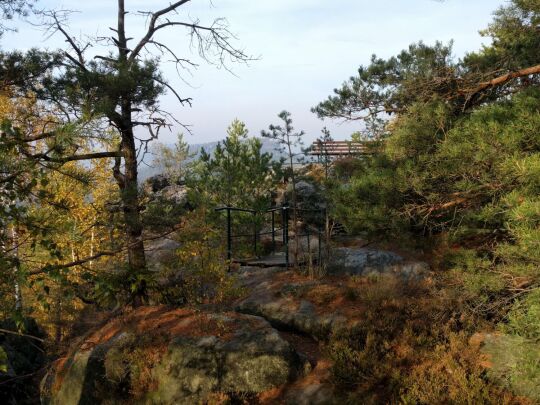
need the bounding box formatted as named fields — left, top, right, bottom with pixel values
left=236, top=247, right=430, bottom=340
left=42, top=246, right=431, bottom=405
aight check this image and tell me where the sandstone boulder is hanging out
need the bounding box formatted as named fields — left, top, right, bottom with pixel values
left=41, top=307, right=306, bottom=405
left=327, top=247, right=429, bottom=280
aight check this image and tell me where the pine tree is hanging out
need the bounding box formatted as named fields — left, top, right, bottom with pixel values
left=262, top=111, right=305, bottom=266
left=0, top=0, right=250, bottom=304
left=194, top=119, right=280, bottom=210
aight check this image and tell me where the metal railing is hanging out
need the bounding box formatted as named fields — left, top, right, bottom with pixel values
left=215, top=204, right=326, bottom=268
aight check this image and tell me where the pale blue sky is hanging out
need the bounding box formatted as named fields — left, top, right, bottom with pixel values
left=3, top=0, right=506, bottom=144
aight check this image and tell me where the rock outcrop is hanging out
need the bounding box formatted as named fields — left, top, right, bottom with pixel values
left=236, top=267, right=353, bottom=340
left=42, top=307, right=307, bottom=405
left=143, top=174, right=189, bottom=207
left=42, top=246, right=431, bottom=404
left=236, top=247, right=430, bottom=340
left=145, top=237, right=181, bottom=269
left=327, top=247, right=429, bottom=280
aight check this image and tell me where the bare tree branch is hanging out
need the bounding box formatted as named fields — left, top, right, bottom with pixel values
left=28, top=250, right=120, bottom=276
left=28, top=222, right=186, bottom=277
left=43, top=10, right=88, bottom=70
left=154, top=76, right=192, bottom=106
left=129, top=0, right=192, bottom=61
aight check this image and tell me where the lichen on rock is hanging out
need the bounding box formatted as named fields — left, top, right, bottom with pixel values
left=42, top=307, right=306, bottom=404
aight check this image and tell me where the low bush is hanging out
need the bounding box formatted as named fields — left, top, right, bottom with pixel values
left=326, top=275, right=526, bottom=404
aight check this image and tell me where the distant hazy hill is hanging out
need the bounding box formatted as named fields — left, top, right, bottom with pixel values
left=187, top=138, right=290, bottom=160
left=138, top=137, right=293, bottom=182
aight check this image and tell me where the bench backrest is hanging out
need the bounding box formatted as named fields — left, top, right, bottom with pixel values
left=308, top=141, right=375, bottom=156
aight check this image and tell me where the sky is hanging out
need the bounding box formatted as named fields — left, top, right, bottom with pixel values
left=3, top=0, right=507, bottom=144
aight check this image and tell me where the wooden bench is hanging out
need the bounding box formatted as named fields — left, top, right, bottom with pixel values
left=307, top=141, right=376, bottom=157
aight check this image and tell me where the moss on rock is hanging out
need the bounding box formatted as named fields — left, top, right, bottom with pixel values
left=43, top=307, right=305, bottom=404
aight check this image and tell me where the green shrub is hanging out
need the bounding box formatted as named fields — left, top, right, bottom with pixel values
left=503, top=289, right=540, bottom=342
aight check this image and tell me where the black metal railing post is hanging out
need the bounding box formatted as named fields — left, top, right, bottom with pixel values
left=307, top=226, right=311, bottom=267
left=271, top=210, right=276, bottom=253
left=253, top=211, right=258, bottom=258
left=306, top=225, right=310, bottom=249
left=318, top=222, right=322, bottom=266
left=215, top=205, right=331, bottom=270
left=226, top=207, right=232, bottom=266
left=283, top=205, right=289, bottom=267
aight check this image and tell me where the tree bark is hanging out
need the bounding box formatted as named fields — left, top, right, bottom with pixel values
left=114, top=102, right=148, bottom=306
left=462, top=63, right=540, bottom=96
left=114, top=0, right=148, bottom=305
left=11, top=225, right=22, bottom=311
left=286, top=135, right=299, bottom=267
